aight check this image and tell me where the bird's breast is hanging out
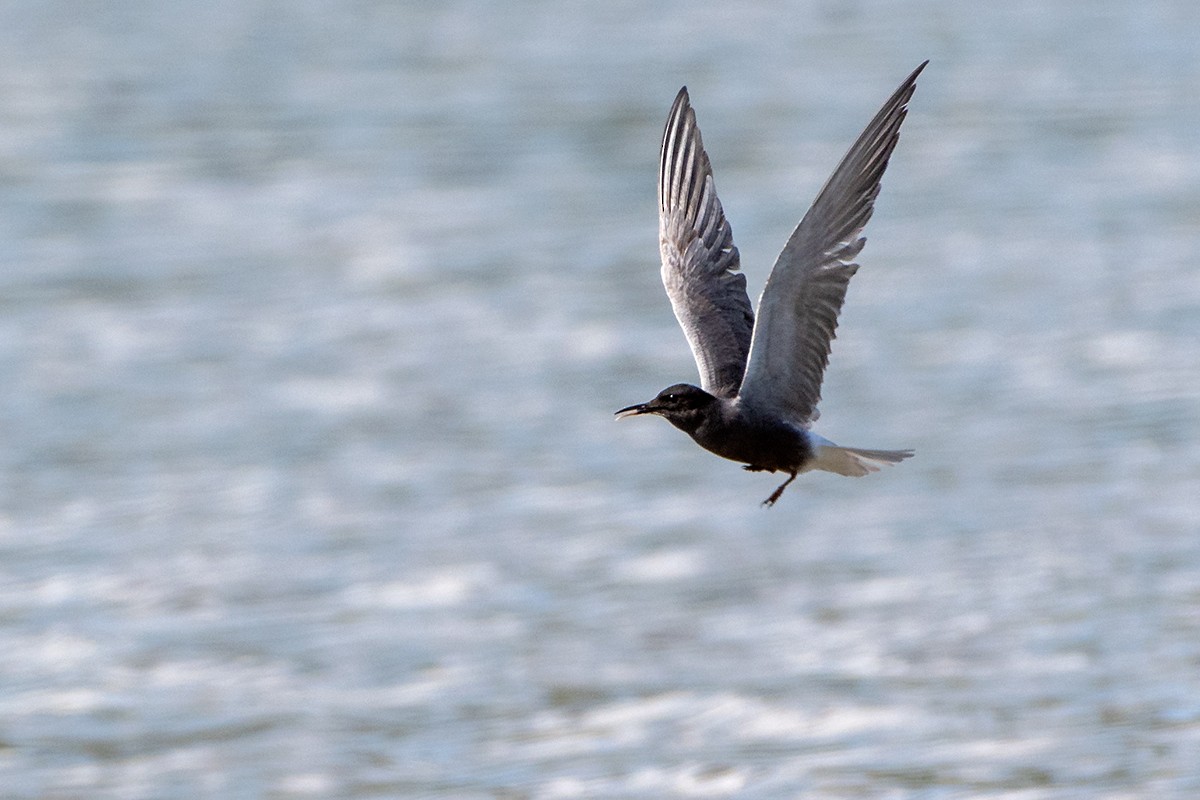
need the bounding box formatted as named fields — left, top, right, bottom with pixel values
left=690, top=411, right=811, bottom=473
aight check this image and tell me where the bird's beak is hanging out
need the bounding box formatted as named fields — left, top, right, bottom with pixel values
left=614, top=402, right=652, bottom=419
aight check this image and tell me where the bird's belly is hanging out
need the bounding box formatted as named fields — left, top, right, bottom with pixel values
left=695, top=421, right=810, bottom=473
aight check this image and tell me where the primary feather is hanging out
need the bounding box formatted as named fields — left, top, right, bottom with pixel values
left=658, top=87, right=755, bottom=398
left=738, top=61, right=927, bottom=424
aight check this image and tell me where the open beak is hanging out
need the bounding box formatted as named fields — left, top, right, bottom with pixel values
left=614, top=402, right=652, bottom=420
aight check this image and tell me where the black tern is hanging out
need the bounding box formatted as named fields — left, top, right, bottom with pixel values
left=616, top=62, right=925, bottom=506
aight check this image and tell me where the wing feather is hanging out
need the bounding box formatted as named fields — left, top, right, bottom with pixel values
left=658, top=87, right=755, bottom=398
left=738, top=62, right=927, bottom=422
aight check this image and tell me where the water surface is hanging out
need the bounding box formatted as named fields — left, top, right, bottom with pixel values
left=1, top=1, right=1198, bottom=797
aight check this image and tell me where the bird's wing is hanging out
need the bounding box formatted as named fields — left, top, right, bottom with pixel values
left=738, top=62, right=926, bottom=424
left=658, top=87, right=755, bottom=398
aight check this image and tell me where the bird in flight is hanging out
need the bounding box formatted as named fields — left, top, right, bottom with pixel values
left=616, top=62, right=926, bottom=506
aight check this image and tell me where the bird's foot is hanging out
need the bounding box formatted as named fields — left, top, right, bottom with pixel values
left=743, top=464, right=769, bottom=472
left=761, top=472, right=797, bottom=508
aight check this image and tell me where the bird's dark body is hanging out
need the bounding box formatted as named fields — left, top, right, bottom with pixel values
left=697, top=410, right=811, bottom=474
left=626, top=384, right=812, bottom=474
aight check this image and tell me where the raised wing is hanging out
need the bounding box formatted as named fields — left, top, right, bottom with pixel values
left=658, top=87, right=755, bottom=398
left=738, top=62, right=926, bottom=423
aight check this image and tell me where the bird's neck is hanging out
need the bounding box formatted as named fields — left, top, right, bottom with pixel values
left=666, top=395, right=732, bottom=436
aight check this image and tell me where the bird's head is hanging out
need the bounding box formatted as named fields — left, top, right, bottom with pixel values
left=615, top=383, right=717, bottom=433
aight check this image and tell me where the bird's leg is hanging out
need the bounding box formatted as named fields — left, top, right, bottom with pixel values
left=743, top=464, right=771, bottom=472
left=762, top=471, right=797, bottom=507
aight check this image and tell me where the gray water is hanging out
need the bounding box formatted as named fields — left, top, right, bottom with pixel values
left=2, top=1, right=1198, bottom=798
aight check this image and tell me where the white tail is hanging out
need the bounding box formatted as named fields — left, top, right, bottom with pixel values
left=811, top=443, right=914, bottom=477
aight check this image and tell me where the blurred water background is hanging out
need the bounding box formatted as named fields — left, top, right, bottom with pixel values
left=1, top=1, right=1199, bottom=797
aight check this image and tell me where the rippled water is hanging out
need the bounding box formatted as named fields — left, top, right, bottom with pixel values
left=2, top=1, right=1198, bottom=797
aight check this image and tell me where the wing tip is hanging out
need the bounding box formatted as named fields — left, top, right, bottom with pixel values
left=905, top=60, right=930, bottom=88
left=660, top=84, right=720, bottom=229
left=670, top=86, right=690, bottom=115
